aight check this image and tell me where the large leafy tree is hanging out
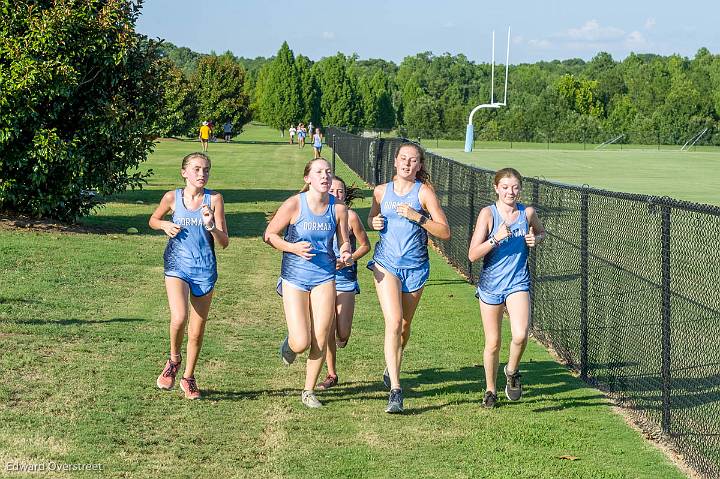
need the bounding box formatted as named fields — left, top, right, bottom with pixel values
left=0, top=0, right=168, bottom=221
left=157, top=59, right=198, bottom=137
left=314, top=53, right=361, bottom=128
left=193, top=52, right=251, bottom=134
left=258, top=42, right=302, bottom=132
left=296, top=55, right=320, bottom=125
left=404, top=96, right=441, bottom=138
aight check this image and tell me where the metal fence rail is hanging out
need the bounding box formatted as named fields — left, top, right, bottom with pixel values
left=327, top=127, right=720, bottom=479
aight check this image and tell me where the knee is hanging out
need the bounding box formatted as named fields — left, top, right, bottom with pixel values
left=289, top=336, right=310, bottom=354
left=385, top=321, right=403, bottom=337
left=169, top=314, right=186, bottom=330
left=511, top=333, right=528, bottom=347
left=484, top=339, right=501, bottom=355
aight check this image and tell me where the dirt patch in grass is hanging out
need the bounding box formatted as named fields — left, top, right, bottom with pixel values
left=0, top=213, right=107, bottom=235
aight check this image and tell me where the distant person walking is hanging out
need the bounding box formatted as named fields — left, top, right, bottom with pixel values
left=297, top=123, right=306, bottom=148
left=223, top=121, right=233, bottom=142
left=151, top=152, right=229, bottom=400
left=289, top=125, right=297, bottom=144
left=468, top=167, right=545, bottom=409
left=199, top=121, right=211, bottom=152
left=312, top=128, right=323, bottom=159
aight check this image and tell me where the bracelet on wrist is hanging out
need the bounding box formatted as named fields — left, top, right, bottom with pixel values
left=489, top=235, right=498, bottom=247
left=417, top=215, right=428, bottom=226
left=204, top=223, right=216, bottom=232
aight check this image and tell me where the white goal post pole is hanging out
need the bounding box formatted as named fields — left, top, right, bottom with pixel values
left=465, top=27, right=511, bottom=152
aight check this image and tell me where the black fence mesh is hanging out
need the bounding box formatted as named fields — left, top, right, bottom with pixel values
left=326, top=127, right=720, bottom=479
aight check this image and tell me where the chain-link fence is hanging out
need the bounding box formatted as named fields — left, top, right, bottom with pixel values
left=327, top=127, right=720, bottom=479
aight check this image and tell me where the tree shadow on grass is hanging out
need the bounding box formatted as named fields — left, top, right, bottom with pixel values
left=80, top=211, right=270, bottom=238
left=202, top=388, right=297, bottom=401
left=105, top=188, right=300, bottom=205
left=6, top=317, right=145, bottom=326
left=0, top=297, right=40, bottom=305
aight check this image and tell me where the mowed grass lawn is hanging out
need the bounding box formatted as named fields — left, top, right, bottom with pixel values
left=429, top=142, right=720, bottom=206
left=0, top=124, right=687, bottom=478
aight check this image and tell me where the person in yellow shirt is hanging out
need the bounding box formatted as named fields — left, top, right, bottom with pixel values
left=199, top=121, right=212, bottom=152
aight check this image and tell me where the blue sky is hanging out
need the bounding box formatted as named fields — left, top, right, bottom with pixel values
left=136, top=0, right=718, bottom=64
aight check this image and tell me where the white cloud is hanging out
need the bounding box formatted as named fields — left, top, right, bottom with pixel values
left=625, top=31, right=648, bottom=48
left=645, top=18, right=656, bottom=30
left=322, top=31, right=335, bottom=40
left=528, top=39, right=551, bottom=48
left=513, top=35, right=524, bottom=45
left=566, top=20, right=624, bottom=41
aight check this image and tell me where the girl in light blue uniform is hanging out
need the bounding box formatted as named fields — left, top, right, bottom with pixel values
left=264, top=158, right=352, bottom=408
left=367, top=143, right=450, bottom=413
left=468, top=168, right=545, bottom=409
left=316, top=177, right=370, bottom=391
left=163, top=188, right=218, bottom=296
left=277, top=192, right=337, bottom=293
left=150, top=152, right=229, bottom=400
left=312, top=128, right=323, bottom=159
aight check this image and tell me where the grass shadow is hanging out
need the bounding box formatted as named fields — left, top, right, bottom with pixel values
left=7, top=317, right=146, bottom=326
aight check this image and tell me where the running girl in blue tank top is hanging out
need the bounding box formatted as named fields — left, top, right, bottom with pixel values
left=367, top=142, right=450, bottom=413
left=312, top=128, right=323, bottom=159
left=468, top=167, right=545, bottom=409
left=264, top=158, right=352, bottom=408
left=316, top=176, right=371, bottom=391
left=149, top=152, right=229, bottom=400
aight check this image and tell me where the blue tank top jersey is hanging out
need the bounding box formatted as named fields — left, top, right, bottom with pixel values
left=163, top=188, right=217, bottom=280
left=373, top=180, right=429, bottom=269
left=477, top=203, right=530, bottom=292
left=313, top=134, right=322, bottom=148
left=281, top=192, right=337, bottom=282
left=334, top=228, right=357, bottom=282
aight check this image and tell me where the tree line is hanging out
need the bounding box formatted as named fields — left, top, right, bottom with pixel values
left=160, top=41, right=720, bottom=146
left=3, top=1, right=718, bottom=221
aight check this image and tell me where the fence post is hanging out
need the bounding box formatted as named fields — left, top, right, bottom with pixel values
left=332, top=135, right=336, bottom=172
left=467, top=174, right=476, bottom=280
left=580, top=188, right=589, bottom=381
left=661, top=204, right=672, bottom=434
left=373, top=139, right=384, bottom=186
left=529, top=180, right=540, bottom=330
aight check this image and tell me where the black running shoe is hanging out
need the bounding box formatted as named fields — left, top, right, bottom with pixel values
left=504, top=365, right=523, bottom=401
left=482, top=390, right=498, bottom=409
left=382, top=367, right=391, bottom=390
left=385, top=388, right=404, bottom=414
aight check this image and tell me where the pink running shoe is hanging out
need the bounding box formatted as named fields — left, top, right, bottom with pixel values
left=180, top=376, right=201, bottom=400
left=156, top=358, right=181, bottom=390
left=316, top=374, right=338, bottom=390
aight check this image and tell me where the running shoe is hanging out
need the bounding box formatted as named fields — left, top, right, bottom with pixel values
left=482, top=390, right=498, bottom=409
left=382, top=367, right=391, bottom=390
left=156, top=357, right=181, bottom=390
left=301, top=390, right=322, bottom=408
left=279, top=336, right=296, bottom=365
left=504, top=365, right=523, bottom=401
left=385, top=388, right=404, bottom=414
left=180, top=376, right=201, bottom=400
left=316, top=374, right=338, bottom=390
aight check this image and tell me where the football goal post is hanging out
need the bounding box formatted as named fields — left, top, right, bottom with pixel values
left=464, top=28, right=511, bottom=153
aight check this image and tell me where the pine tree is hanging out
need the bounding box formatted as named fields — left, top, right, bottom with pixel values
left=259, top=42, right=302, bottom=133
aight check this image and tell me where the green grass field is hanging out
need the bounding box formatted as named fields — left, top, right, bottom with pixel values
left=0, top=124, right=690, bottom=477
left=418, top=140, right=720, bottom=206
